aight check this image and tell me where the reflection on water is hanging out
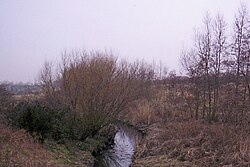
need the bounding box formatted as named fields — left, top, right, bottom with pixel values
left=94, top=124, right=142, bottom=167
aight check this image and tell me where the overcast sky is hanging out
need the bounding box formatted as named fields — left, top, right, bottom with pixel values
left=1, top=0, right=250, bottom=82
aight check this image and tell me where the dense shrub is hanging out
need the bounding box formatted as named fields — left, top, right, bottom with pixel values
left=12, top=101, right=66, bottom=142
left=0, top=85, right=12, bottom=124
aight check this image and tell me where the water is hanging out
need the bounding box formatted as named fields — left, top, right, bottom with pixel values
left=94, top=123, right=142, bottom=167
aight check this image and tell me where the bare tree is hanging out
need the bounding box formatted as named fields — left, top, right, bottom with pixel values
left=232, top=5, right=249, bottom=101
left=181, top=49, right=203, bottom=119
left=40, top=61, right=55, bottom=96
left=211, top=14, right=227, bottom=121
left=231, top=4, right=250, bottom=122
left=181, top=13, right=227, bottom=122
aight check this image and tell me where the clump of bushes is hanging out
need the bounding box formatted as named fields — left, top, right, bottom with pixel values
left=11, top=101, right=67, bottom=142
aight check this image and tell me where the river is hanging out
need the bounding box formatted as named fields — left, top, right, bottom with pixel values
left=94, top=123, right=143, bottom=167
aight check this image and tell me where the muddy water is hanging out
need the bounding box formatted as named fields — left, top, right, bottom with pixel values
left=94, top=123, right=142, bottom=167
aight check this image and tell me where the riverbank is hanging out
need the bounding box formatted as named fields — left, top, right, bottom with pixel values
left=0, top=123, right=116, bottom=167
left=131, top=119, right=250, bottom=167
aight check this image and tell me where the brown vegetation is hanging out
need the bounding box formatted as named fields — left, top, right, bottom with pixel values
left=129, top=7, right=250, bottom=164
left=132, top=120, right=250, bottom=167
left=180, top=5, right=250, bottom=124
left=0, top=123, right=59, bottom=167
left=39, top=50, right=153, bottom=140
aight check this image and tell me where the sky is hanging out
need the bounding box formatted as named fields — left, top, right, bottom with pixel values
left=0, top=0, right=250, bottom=82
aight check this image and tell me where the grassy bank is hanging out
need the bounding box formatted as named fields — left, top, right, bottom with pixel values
left=0, top=123, right=116, bottom=167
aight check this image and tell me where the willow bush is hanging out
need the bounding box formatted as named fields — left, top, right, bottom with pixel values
left=40, top=50, right=153, bottom=140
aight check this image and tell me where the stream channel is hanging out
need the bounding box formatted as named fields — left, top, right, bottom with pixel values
left=94, top=123, right=143, bottom=167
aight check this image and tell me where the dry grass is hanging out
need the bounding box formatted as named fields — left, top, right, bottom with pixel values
left=125, top=84, right=250, bottom=167
left=132, top=120, right=250, bottom=167
left=124, top=87, right=172, bottom=126
left=128, top=100, right=153, bottom=125
left=0, top=124, right=59, bottom=167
